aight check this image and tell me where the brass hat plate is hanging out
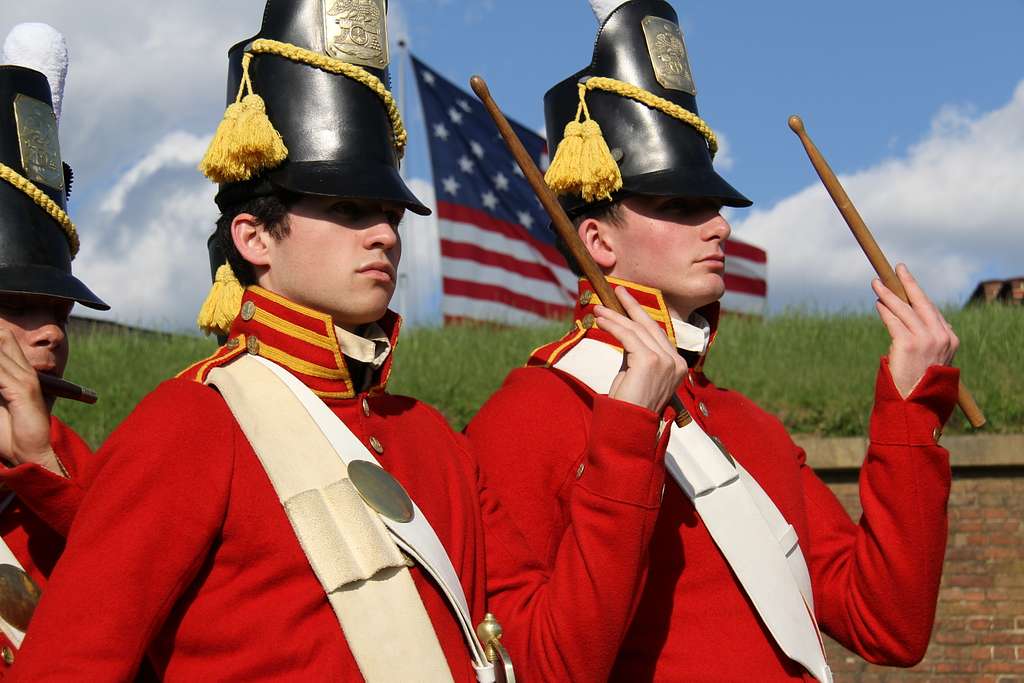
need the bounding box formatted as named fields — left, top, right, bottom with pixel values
left=641, top=16, right=696, bottom=95
left=13, top=94, right=64, bottom=191
left=323, top=0, right=389, bottom=69
left=0, top=564, right=42, bottom=632
left=348, top=459, right=414, bottom=523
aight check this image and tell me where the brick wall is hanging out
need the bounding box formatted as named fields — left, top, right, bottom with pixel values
left=819, top=469, right=1024, bottom=682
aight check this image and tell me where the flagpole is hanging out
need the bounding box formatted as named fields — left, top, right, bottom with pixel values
left=394, top=37, right=409, bottom=318
left=397, top=38, right=408, bottom=181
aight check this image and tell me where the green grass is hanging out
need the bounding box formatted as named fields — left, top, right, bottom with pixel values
left=54, top=306, right=1022, bottom=447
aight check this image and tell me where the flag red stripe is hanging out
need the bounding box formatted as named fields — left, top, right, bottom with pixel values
left=443, top=278, right=572, bottom=318
left=440, top=239, right=571, bottom=293
left=437, top=201, right=566, bottom=268
left=723, top=273, right=767, bottom=296
left=725, top=239, right=767, bottom=263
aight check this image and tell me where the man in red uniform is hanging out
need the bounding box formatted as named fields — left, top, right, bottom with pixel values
left=0, top=23, right=107, bottom=671
left=467, top=2, right=961, bottom=681
left=13, top=1, right=684, bottom=680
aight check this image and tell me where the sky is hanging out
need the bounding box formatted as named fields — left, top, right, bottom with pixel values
left=2, top=0, right=1023, bottom=331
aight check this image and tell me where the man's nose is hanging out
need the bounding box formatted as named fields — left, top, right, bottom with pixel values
left=28, top=318, right=66, bottom=352
left=367, top=222, right=399, bottom=250
left=705, top=214, right=732, bottom=241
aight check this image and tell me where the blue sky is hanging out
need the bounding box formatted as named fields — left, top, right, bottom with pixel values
left=395, top=0, right=1024, bottom=204
left=2, top=1, right=1022, bottom=328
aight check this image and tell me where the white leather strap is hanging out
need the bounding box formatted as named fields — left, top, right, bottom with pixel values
left=0, top=492, right=27, bottom=646
left=553, top=339, right=831, bottom=683
left=247, top=356, right=497, bottom=682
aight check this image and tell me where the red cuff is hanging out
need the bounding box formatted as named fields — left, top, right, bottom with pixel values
left=0, top=461, right=82, bottom=536
left=576, top=395, right=666, bottom=507
left=869, top=357, right=960, bottom=446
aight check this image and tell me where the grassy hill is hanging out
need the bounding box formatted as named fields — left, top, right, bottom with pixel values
left=55, top=306, right=1022, bottom=448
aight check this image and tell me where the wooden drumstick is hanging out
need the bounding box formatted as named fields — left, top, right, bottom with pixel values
left=788, top=115, right=985, bottom=428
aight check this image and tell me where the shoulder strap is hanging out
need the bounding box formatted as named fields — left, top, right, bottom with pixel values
left=0, top=493, right=28, bottom=646
left=553, top=341, right=832, bottom=683
left=207, top=355, right=458, bottom=683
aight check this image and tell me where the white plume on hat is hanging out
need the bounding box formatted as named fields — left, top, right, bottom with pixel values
left=2, top=23, right=69, bottom=122
left=590, top=0, right=628, bottom=23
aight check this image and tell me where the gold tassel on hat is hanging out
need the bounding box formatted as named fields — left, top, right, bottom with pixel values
left=198, top=53, right=288, bottom=184
left=197, top=263, right=245, bottom=336
left=544, top=83, right=622, bottom=203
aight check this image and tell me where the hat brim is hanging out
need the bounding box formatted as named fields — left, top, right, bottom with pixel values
left=623, top=167, right=753, bottom=209
left=0, top=265, right=109, bottom=310
left=270, top=161, right=432, bottom=216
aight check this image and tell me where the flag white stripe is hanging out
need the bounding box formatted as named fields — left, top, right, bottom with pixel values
left=442, top=295, right=557, bottom=325
left=721, top=289, right=767, bottom=315
left=441, top=257, right=574, bottom=308
left=725, top=258, right=767, bottom=281
left=439, top=219, right=577, bottom=292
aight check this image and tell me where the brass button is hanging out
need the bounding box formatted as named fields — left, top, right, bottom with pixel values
left=582, top=314, right=596, bottom=329
left=575, top=462, right=585, bottom=479
left=362, top=397, right=371, bottom=417
left=369, top=436, right=384, bottom=454
left=225, top=337, right=240, bottom=350
left=1, top=646, right=12, bottom=665
left=246, top=335, right=260, bottom=355
left=241, top=300, right=256, bottom=321
left=933, top=427, right=942, bottom=443
left=698, top=401, right=709, bottom=417
left=579, top=290, right=593, bottom=306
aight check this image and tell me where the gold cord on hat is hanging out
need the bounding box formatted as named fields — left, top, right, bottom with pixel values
left=544, top=76, right=719, bottom=203
left=0, top=162, right=79, bottom=257
left=586, top=76, right=718, bottom=155
left=249, top=39, right=407, bottom=158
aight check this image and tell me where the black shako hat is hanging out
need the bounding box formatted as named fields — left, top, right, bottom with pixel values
left=543, top=0, right=751, bottom=216
left=205, top=0, right=429, bottom=216
left=0, top=65, right=108, bottom=310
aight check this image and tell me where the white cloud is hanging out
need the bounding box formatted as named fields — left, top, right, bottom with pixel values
left=73, top=131, right=217, bottom=331
left=713, top=130, right=734, bottom=171
left=100, top=131, right=210, bottom=215
left=731, top=79, right=1024, bottom=311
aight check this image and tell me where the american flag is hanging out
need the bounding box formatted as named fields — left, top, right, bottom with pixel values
left=411, top=55, right=766, bottom=324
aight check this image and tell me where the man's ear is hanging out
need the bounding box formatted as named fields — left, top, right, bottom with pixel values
left=231, top=213, right=272, bottom=268
left=578, top=217, right=617, bottom=271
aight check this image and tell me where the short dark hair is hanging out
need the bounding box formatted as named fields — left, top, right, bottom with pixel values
left=554, top=201, right=623, bottom=277
left=214, top=189, right=301, bottom=286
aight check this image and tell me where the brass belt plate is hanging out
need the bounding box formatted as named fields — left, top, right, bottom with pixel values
left=642, top=16, right=696, bottom=95
left=13, top=94, right=64, bottom=191
left=348, top=459, right=414, bottom=523
left=322, top=0, right=389, bottom=69
left=0, top=564, right=42, bottom=632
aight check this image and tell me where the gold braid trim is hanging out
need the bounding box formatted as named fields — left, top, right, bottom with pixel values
left=0, top=162, right=79, bottom=257
left=584, top=76, right=718, bottom=157
left=250, top=39, right=407, bottom=158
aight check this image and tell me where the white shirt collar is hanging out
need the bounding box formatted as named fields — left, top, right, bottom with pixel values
left=670, top=312, right=711, bottom=355
left=334, top=322, right=392, bottom=370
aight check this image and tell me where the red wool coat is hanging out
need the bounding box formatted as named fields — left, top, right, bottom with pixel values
left=466, top=278, right=959, bottom=682
left=0, top=416, right=91, bottom=675
left=13, top=286, right=669, bottom=682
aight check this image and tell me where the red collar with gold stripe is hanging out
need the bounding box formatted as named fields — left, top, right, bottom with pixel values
left=179, top=286, right=401, bottom=400
left=528, top=277, right=720, bottom=373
